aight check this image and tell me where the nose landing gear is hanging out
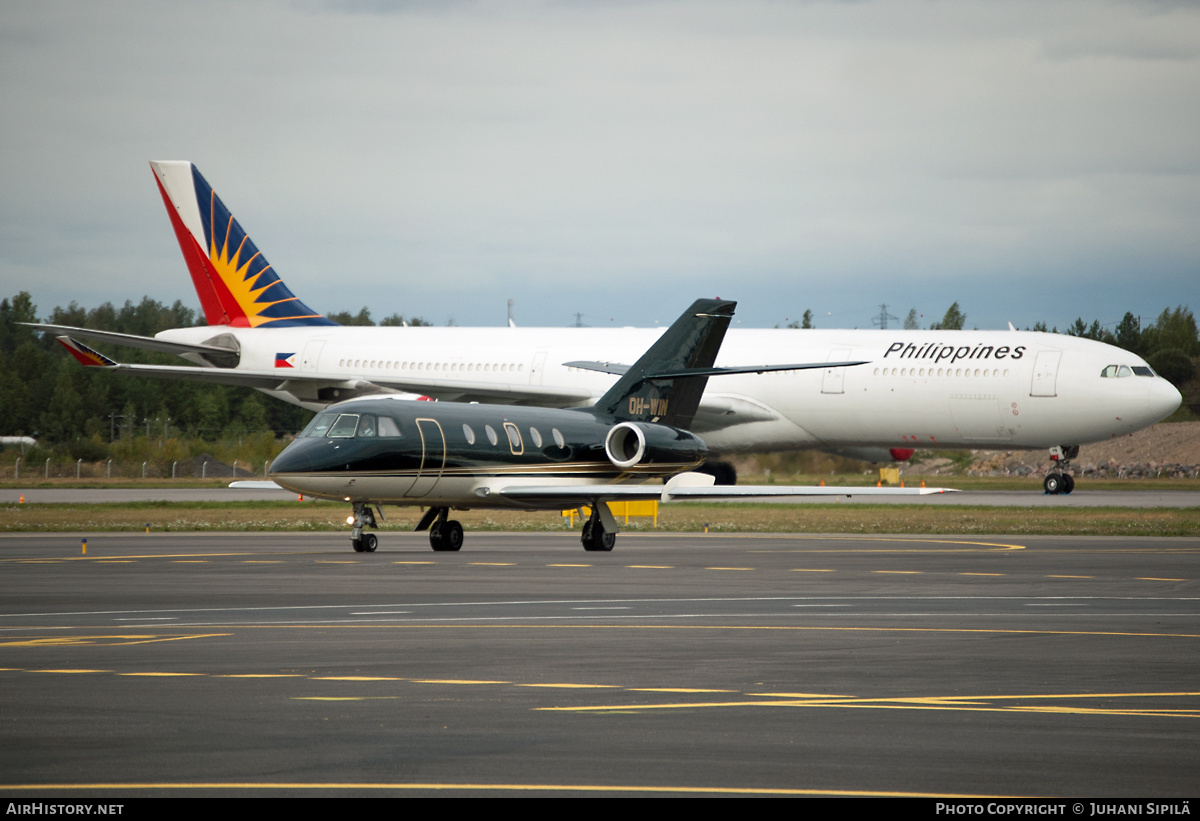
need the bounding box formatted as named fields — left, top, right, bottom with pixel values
left=349, top=502, right=380, bottom=552
left=1043, top=445, right=1079, bottom=495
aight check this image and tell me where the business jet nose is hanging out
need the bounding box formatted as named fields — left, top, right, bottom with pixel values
left=268, top=443, right=314, bottom=475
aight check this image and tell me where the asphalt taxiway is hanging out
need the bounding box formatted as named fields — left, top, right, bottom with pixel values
left=1, top=531, right=1198, bottom=797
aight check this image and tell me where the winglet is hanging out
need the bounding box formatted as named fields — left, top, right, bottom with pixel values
left=56, top=336, right=117, bottom=367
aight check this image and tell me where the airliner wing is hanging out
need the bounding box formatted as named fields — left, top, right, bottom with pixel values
left=54, top=336, right=593, bottom=405
left=370, top=377, right=593, bottom=405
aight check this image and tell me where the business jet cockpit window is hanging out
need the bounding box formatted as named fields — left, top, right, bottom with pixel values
left=307, top=412, right=403, bottom=438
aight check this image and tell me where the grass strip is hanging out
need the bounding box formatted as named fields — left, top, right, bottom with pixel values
left=2, top=501, right=1198, bottom=537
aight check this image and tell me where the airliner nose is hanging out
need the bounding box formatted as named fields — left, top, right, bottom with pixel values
left=1150, top=378, right=1183, bottom=421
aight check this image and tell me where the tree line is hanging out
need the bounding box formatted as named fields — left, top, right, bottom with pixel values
left=0, top=293, right=429, bottom=455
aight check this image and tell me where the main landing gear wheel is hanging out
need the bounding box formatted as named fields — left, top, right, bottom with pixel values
left=581, top=519, right=616, bottom=552
left=430, top=519, right=463, bottom=552
left=361, top=533, right=378, bottom=552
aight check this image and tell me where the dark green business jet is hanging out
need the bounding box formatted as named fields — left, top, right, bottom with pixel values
left=267, top=299, right=952, bottom=552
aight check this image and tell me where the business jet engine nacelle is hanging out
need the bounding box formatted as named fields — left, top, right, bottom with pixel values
left=604, top=421, right=707, bottom=471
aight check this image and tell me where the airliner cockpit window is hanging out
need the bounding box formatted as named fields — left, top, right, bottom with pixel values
left=328, top=414, right=360, bottom=438
left=1132, top=366, right=1154, bottom=377
left=356, top=415, right=377, bottom=437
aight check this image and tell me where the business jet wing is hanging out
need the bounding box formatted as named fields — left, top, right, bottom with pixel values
left=487, top=472, right=955, bottom=506
left=54, top=336, right=593, bottom=405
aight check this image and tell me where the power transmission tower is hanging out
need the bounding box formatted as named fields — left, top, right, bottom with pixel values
left=872, top=303, right=899, bottom=330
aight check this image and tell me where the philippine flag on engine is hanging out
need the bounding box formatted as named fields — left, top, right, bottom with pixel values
left=275, top=352, right=297, bottom=369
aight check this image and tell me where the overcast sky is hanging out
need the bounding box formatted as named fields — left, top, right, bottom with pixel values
left=2, top=0, right=1197, bottom=331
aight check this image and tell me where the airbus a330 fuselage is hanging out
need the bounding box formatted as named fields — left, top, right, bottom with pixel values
left=152, top=320, right=1181, bottom=455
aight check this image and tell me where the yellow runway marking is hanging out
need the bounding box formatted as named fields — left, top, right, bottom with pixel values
left=519, top=683, right=620, bottom=689
left=216, top=674, right=305, bottom=678
left=731, top=534, right=1028, bottom=552
left=1138, top=577, right=1185, bottom=581
left=293, top=697, right=400, bottom=702
left=412, top=679, right=510, bottom=685
left=1, top=634, right=228, bottom=648
left=705, top=566, right=753, bottom=571
left=0, top=552, right=295, bottom=563
left=541, top=691, right=1200, bottom=718
left=628, top=688, right=737, bottom=693
left=28, top=669, right=111, bottom=674
left=752, top=692, right=852, bottom=699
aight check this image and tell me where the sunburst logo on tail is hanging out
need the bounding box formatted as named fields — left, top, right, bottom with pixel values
left=192, top=168, right=335, bottom=328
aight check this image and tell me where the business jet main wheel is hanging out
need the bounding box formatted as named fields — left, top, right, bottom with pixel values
left=1043, top=473, right=1063, bottom=495
left=351, top=538, right=365, bottom=552
left=429, top=520, right=463, bottom=552
left=581, top=520, right=616, bottom=552
left=362, top=533, right=378, bottom=552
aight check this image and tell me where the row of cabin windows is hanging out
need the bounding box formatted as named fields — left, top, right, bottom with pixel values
left=307, top=412, right=566, bottom=450
left=337, top=359, right=525, bottom=373
left=874, top=367, right=1012, bottom=378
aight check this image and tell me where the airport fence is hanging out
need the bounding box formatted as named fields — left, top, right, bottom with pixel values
left=2, top=456, right=270, bottom=481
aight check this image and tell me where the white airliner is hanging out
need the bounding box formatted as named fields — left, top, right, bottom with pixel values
left=41, top=161, right=1182, bottom=494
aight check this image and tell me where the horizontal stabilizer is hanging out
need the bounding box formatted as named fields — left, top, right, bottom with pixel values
left=53, top=339, right=593, bottom=405
left=563, top=360, right=631, bottom=375
left=27, top=323, right=238, bottom=359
